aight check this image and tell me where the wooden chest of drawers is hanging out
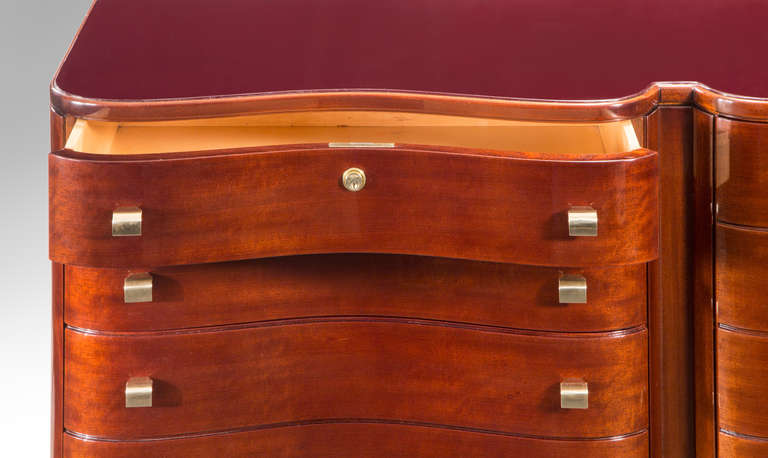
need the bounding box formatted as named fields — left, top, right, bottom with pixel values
left=50, top=1, right=768, bottom=457
left=51, top=141, right=657, bottom=456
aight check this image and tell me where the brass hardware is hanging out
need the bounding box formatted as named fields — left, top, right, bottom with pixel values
left=560, top=379, right=588, bottom=409
left=124, top=273, right=153, bottom=303
left=125, top=376, right=153, bottom=408
left=342, top=168, right=367, bottom=192
left=568, top=206, right=598, bottom=237
left=329, top=142, right=395, bottom=148
left=112, top=206, right=142, bottom=236
left=558, top=274, right=587, bottom=304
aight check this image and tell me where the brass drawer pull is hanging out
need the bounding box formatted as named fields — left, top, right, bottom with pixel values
left=112, top=206, right=142, bottom=236
left=560, top=379, right=588, bottom=409
left=568, top=206, right=597, bottom=236
left=342, top=168, right=366, bottom=192
left=558, top=274, right=587, bottom=304
left=125, top=376, right=153, bottom=408
left=124, top=273, right=153, bottom=303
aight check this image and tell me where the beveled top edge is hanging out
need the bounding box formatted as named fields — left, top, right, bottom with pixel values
left=49, top=82, right=660, bottom=123
left=50, top=82, right=768, bottom=123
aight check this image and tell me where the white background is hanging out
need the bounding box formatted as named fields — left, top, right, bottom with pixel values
left=0, top=1, right=93, bottom=455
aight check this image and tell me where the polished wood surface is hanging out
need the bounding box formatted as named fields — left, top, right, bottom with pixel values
left=715, top=117, right=768, bottom=228
left=50, top=146, right=658, bottom=268
left=62, top=425, right=649, bottom=458
left=716, top=224, right=768, bottom=332
left=693, top=87, right=768, bottom=123
left=52, top=84, right=768, bottom=126
left=52, top=4, right=768, bottom=456
left=645, top=106, right=695, bottom=457
left=52, top=263, right=64, bottom=458
left=66, top=256, right=646, bottom=332
left=51, top=109, right=68, bottom=458
left=692, top=109, right=715, bottom=458
left=64, top=321, right=648, bottom=440
left=54, top=85, right=662, bottom=124
left=718, top=432, right=768, bottom=457
left=717, top=327, right=768, bottom=439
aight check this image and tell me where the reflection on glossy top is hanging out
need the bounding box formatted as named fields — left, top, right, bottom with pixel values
left=55, top=0, right=768, bottom=102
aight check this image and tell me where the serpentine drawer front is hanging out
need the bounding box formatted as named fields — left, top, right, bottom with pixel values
left=714, top=116, right=768, bottom=455
left=51, top=0, right=768, bottom=456
left=49, top=146, right=658, bottom=268
left=64, top=256, right=647, bottom=333
left=64, top=322, right=648, bottom=439
left=53, top=143, right=657, bottom=456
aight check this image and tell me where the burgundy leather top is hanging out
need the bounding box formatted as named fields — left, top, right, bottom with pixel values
left=55, top=0, right=768, bottom=101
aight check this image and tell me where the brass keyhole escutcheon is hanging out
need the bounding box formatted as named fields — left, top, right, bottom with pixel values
left=342, top=168, right=366, bottom=192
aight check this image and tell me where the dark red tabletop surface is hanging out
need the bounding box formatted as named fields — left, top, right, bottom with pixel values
left=55, top=0, right=768, bottom=101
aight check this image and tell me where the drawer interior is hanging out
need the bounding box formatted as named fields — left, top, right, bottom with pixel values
left=64, top=110, right=641, bottom=155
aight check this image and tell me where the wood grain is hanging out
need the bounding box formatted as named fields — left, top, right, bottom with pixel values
left=716, top=224, right=768, bottom=332
left=693, top=109, right=716, bottom=458
left=694, top=86, right=768, bottom=123
left=718, top=431, right=768, bottom=457
left=52, top=83, right=768, bottom=125
left=51, top=109, right=67, bottom=458
left=717, top=327, right=768, bottom=438
left=715, top=117, right=768, bottom=227
left=645, top=106, right=695, bottom=457
left=49, top=145, right=658, bottom=268
left=52, top=263, right=64, bottom=458
left=65, top=256, right=646, bottom=332
left=64, top=320, right=648, bottom=440
left=62, top=425, right=649, bottom=458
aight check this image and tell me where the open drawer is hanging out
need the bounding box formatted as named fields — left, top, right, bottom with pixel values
left=51, top=110, right=656, bottom=268
left=50, top=143, right=657, bottom=268
left=63, top=110, right=641, bottom=156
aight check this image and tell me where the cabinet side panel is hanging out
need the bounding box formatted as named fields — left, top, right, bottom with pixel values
left=50, top=110, right=66, bottom=261
left=51, top=263, right=64, bottom=458
left=51, top=109, right=67, bottom=458
left=50, top=109, right=67, bottom=151
left=646, top=107, right=695, bottom=457
left=693, top=109, right=715, bottom=457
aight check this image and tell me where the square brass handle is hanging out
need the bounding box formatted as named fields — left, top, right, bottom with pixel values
left=125, top=376, right=153, bottom=408
left=124, top=273, right=153, bottom=303
left=560, top=379, right=588, bottom=409
left=558, top=274, right=587, bottom=304
left=112, top=206, right=142, bottom=236
left=568, top=206, right=597, bottom=237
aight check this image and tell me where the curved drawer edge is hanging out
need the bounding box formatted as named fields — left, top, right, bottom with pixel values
left=716, top=223, right=768, bottom=332
left=717, top=326, right=768, bottom=437
left=63, top=423, right=649, bottom=458
left=719, top=430, right=768, bottom=457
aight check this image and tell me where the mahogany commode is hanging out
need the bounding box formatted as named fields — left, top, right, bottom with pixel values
left=49, top=1, right=768, bottom=457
